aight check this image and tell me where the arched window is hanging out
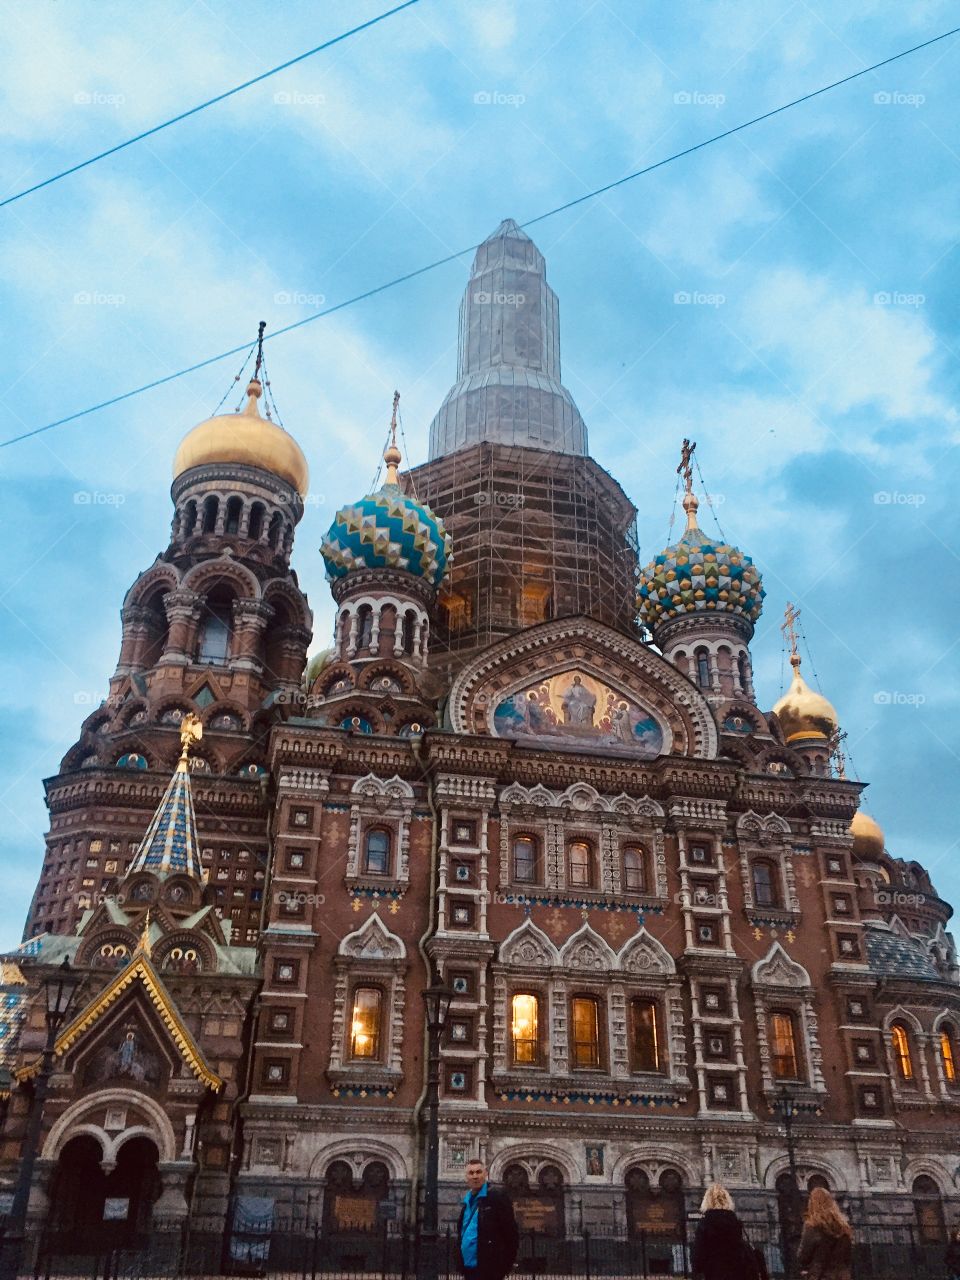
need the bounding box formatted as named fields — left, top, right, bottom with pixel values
left=225, top=496, right=243, bottom=535
left=182, top=500, right=198, bottom=537
left=402, top=610, right=417, bottom=655
left=248, top=502, right=265, bottom=540
left=356, top=605, right=374, bottom=651
left=912, top=1175, right=945, bottom=1244
left=568, top=840, right=593, bottom=889
left=201, top=495, right=219, bottom=533
left=571, top=995, right=601, bottom=1069
left=623, top=846, right=647, bottom=893
left=349, top=987, right=382, bottom=1060
left=891, top=1022, right=914, bottom=1081
left=940, top=1025, right=958, bottom=1084
left=630, top=999, right=661, bottom=1072
left=197, top=588, right=234, bottom=664
left=267, top=511, right=283, bottom=549
left=363, top=828, right=390, bottom=876
left=770, top=1011, right=800, bottom=1079
left=510, top=993, right=540, bottom=1066
left=696, top=648, right=711, bottom=690
left=752, top=860, right=779, bottom=908
left=737, top=652, right=749, bottom=690
left=512, top=836, right=539, bottom=884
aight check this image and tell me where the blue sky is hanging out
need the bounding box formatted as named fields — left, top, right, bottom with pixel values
left=1, top=0, right=958, bottom=949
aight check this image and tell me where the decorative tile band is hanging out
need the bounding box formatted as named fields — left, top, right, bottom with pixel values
left=497, top=1086, right=682, bottom=1108
left=498, top=892, right=665, bottom=917
left=331, top=1084, right=397, bottom=1100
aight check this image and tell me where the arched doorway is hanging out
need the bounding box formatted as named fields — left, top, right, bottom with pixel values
left=912, top=1175, right=945, bottom=1245
left=104, top=1137, right=162, bottom=1238
left=503, top=1163, right=565, bottom=1238
left=625, top=1167, right=685, bottom=1273
left=322, top=1160, right=391, bottom=1235
left=49, top=1135, right=108, bottom=1235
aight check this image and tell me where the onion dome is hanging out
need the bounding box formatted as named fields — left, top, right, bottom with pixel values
left=302, top=647, right=335, bottom=689
left=850, top=810, right=885, bottom=859
left=173, top=377, right=309, bottom=498
left=637, top=486, right=764, bottom=628
left=772, top=608, right=839, bottom=744
left=321, top=412, right=452, bottom=588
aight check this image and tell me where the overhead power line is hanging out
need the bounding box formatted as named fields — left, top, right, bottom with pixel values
left=0, top=0, right=424, bottom=211
left=3, top=23, right=958, bottom=450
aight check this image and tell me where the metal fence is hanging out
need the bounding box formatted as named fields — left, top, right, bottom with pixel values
left=4, top=1216, right=956, bottom=1280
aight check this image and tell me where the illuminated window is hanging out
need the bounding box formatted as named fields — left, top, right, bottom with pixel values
left=571, top=996, right=601, bottom=1069
left=891, top=1022, right=914, bottom=1082
left=770, top=1011, right=800, bottom=1079
left=568, top=841, right=593, bottom=889
left=631, top=999, right=661, bottom=1072
left=752, top=861, right=779, bottom=908
left=940, top=1027, right=957, bottom=1084
left=363, top=829, right=390, bottom=876
left=513, top=836, right=538, bottom=884
left=623, top=847, right=647, bottom=893
left=350, top=987, right=382, bottom=1060
left=511, top=993, right=540, bottom=1065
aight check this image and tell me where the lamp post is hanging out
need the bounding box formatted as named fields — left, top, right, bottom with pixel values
left=773, top=1085, right=803, bottom=1278
left=1, top=959, right=83, bottom=1280
left=420, top=967, right=454, bottom=1280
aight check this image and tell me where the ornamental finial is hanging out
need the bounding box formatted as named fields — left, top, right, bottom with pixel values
left=782, top=601, right=802, bottom=669
left=139, top=910, right=153, bottom=956
left=177, top=713, right=203, bottom=772
left=677, top=437, right=699, bottom=531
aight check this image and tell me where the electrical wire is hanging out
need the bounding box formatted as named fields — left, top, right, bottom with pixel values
left=0, top=0, right=425, bottom=211
left=3, top=22, right=958, bottom=450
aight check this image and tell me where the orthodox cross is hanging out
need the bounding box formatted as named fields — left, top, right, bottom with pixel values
left=781, top=601, right=801, bottom=660
left=677, top=437, right=696, bottom=494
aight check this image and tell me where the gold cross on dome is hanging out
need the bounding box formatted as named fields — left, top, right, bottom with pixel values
left=781, top=601, right=801, bottom=659
left=677, top=438, right=696, bottom=494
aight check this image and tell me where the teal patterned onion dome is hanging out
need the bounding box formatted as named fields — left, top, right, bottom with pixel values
left=321, top=440, right=452, bottom=588
left=637, top=497, right=764, bottom=628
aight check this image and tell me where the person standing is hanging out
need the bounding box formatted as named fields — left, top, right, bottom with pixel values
left=944, top=1226, right=960, bottom=1280
left=796, top=1187, right=853, bottom=1280
left=691, top=1184, right=761, bottom=1280
left=457, top=1159, right=519, bottom=1280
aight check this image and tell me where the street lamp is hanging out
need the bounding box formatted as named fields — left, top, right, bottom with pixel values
left=420, top=966, right=454, bottom=1280
left=1, top=959, right=83, bottom=1280
left=772, top=1085, right=803, bottom=1278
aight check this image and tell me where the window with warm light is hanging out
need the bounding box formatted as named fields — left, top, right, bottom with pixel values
left=940, top=1027, right=957, bottom=1083
left=752, top=861, right=779, bottom=908
left=631, top=999, right=661, bottom=1072
left=513, top=836, right=538, bottom=884
left=571, top=996, right=601, bottom=1069
left=511, top=993, right=540, bottom=1065
left=350, top=987, right=382, bottom=1060
left=363, top=829, right=390, bottom=876
left=623, top=847, right=647, bottom=893
left=891, top=1022, right=914, bottom=1081
left=568, top=841, right=593, bottom=889
left=770, top=1011, right=800, bottom=1079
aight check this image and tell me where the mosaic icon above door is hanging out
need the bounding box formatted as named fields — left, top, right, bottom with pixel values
left=492, top=670, right=665, bottom=755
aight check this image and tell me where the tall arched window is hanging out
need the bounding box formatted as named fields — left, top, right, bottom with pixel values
left=402, top=610, right=416, bottom=655
left=696, top=648, right=711, bottom=690
left=770, top=1011, right=800, bottom=1079
left=912, top=1175, right=945, bottom=1244
left=568, top=840, right=593, bottom=889
left=512, top=836, right=539, bottom=884
left=267, top=511, right=283, bottom=549
left=630, top=999, right=661, bottom=1072
left=182, top=500, right=198, bottom=537
left=356, top=605, right=374, bottom=651
left=510, top=993, right=540, bottom=1066
left=201, top=495, right=219, bottom=533
left=248, top=502, right=265, bottom=540
left=891, top=1022, right=914, bottom=1081
left=940, top=1025, right=958, bottom=1084
left=737, top=652, right=749, bottom=690
left=571, top=995, right=601, bottom=1069
left=752, top=860, right=779, bottom=908
left=225, top=496, right=243, bottom=535
left=349, top=987, right=382, bottom=1059
left=363, top=828, right=390, bottom=876
left=623, top=846, right=647, bottom=893
left=197, top=588, right=233, bottom=664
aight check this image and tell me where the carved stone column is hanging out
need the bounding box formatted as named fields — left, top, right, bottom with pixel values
left=159, top=590, right=203, bottom=666
left=231, top=599, right=274, bottom=674
left=114, top=603, right=155, bottom=677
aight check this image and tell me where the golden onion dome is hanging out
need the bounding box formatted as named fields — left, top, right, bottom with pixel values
left=772, top=653, right=839, bottom=743
left=173, top=379, right=309, bottom=498
left=850, top=809, right=885, bottom=860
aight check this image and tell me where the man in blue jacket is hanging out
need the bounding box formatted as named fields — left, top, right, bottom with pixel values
left=457, top=1158, right=519, bottom=1280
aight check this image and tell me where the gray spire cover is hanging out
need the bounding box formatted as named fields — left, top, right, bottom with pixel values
left=428, top=219, right=588, bottom=458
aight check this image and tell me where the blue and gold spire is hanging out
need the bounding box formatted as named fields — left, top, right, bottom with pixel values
left=321, top=393, right=453, bottom=588
left=125, top=714, right=205, bottom=881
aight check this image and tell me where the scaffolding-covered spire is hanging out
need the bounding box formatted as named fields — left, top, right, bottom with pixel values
left=428, top=217, right=588, bottom=459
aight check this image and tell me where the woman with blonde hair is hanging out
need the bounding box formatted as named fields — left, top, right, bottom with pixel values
left=797, top=1187, right=853, bottom=1280
left=692, top=1183, right=762, bottom=1280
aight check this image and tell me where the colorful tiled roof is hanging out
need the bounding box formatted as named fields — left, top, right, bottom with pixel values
left=865, top=927, right=942, bottom=982
left=126, top=760, right=203, bottom=880
left=637, top=522, right=764, bottom=628
left=321, top=483, right=452, bottom=587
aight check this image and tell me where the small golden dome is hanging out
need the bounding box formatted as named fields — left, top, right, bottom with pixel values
left=772, top=654, right=839, bottom=743
left=850, top=809, right=885, bottom=859
left=173, top=379, right=309, bottom=498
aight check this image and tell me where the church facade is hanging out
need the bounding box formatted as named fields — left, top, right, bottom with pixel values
left=2, top=220, right=958, bottom=1249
